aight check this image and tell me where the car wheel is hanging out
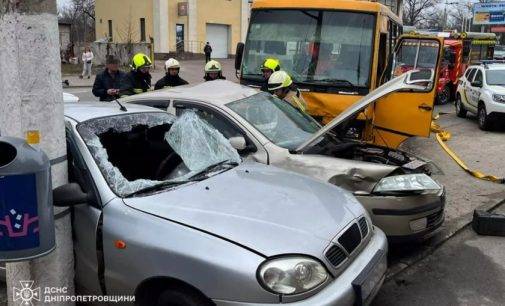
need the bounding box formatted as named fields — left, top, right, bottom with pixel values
left=478, top=105, right=491, bottom=130
left=455, top=95, right=467, bottom=118
left=437, top=86, right=451, bottom=105
left=156, top=287, right=213, bottom=306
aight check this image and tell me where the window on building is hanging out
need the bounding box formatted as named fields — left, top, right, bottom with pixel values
left=108, top=20, right=113, bottom=41
left=140, top=18, right=146, bottom=42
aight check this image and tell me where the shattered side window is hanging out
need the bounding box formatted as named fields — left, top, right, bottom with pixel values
left=165, top=111, right=241, bottom=172
left=77, top=111, right=241, bottom=197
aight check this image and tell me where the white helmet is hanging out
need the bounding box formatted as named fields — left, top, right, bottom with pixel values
left=165, top=58, right=180, bottom=70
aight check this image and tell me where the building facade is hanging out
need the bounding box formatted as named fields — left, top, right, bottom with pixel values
left=95, top=0, right=251, bottom=58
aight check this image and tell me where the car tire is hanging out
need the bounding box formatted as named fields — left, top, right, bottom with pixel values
left=478, top=104, right=491, bottom=131
left=156, top=287, right=213, bottom=306
left=455, top=95, right=467, bottom=118
left=437, top=86, right=451, bottom=105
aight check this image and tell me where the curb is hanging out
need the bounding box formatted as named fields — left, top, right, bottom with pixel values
left=385, top=197, right=505, bottom=281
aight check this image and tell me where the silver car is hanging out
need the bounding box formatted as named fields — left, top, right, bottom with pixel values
left=54, top=102, right=388, bottom=305
left=123, top=71, right=446, bottom=242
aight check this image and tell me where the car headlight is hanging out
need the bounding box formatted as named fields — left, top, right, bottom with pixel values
left=258, top=256, right=328, bottom=295
left=373, top=174, right=440, bottom=194
left=492, top=94, right=505, bottom=103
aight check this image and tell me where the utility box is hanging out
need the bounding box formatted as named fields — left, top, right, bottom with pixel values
left=0, top=137, right=55, bottom=261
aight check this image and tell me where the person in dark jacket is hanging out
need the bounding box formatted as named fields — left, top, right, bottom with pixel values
left=204, top=42, right=212, bottom=63
left=203, top=60, right=226, bottom=81
left=92, top=55, right=125, bottom=101
left=154, top=58, right=188, bottom=90
left=119, top=53, right=152, bottom=97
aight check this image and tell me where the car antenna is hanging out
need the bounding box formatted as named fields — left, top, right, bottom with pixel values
left=115, top=99, right=128, bottom=112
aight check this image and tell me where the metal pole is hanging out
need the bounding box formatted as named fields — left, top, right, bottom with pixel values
left=0, top=1, right=74, bottom=305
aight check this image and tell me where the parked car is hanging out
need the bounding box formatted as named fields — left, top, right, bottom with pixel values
left=123, top=70, right=446, bottom=242
left=51, top=102, right=388, bottom=305
left=455, top=62, right=505, bottom=130
left=493, top=45, right=505, bottom=60
left=63, top=92, right=79, bottom=103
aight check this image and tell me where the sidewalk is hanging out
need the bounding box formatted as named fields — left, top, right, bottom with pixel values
left=62, top=59, right=238, bottom=87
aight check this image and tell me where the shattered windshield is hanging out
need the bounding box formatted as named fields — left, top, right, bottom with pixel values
left=227, top=93, right=320, bottom=150
left=77, top=111, right=240, bottom=197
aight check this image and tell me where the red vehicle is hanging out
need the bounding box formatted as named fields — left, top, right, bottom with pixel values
left=436, top=32, right=496, bottom=104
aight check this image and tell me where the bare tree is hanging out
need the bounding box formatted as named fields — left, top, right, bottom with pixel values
left=403, top=0, right=440, bottom=26
left=59, top=0, right=95, bottom=42
left=447, top=1, right=474, bottom=32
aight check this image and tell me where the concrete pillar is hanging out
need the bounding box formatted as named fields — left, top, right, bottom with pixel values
left=0, top=0, right=74, bottom=305
left=188, top=0, right=198, bottom=53
left=153, top=0, right=170, bottom=54
left=240, top=0, right=250, bottom=43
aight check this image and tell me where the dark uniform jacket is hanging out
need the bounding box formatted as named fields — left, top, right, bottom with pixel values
left=154, top=74, right=188, bottom=90
left=92, top=69, right=126, bottom=101
left=119, top=71, right=152, bottom=96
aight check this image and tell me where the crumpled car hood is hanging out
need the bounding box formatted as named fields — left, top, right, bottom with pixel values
left=123, top=162, right=363, bottom=257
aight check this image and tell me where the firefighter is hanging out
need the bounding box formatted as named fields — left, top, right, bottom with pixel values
left=119, top=53, right=152, bottom=96
left=154, top=58, right=188, bottom=90
left=204, top=60, right=226, bottom=81
left=268, top=70, right=307, bottom=112
left=260, top=58, right=281, bottom=92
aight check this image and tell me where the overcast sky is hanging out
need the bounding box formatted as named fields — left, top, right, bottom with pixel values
left=57, top=0, right=70, bottom=9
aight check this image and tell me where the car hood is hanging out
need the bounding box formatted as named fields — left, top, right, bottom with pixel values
left=487, top=85, right=505, bottom=94
left=122, top=162, right=364, bottom=257
left=295, top=72, right=426, bottom=152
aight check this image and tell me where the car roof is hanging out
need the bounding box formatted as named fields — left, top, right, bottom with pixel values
left=64, top=102, right=167, bottom=123
left=121, top=80, right=260, bottom=106
left=468, top=63, right=505, bottom=70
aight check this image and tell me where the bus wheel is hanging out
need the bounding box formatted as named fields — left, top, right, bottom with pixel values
left=436, top=86, right=451, bottom=105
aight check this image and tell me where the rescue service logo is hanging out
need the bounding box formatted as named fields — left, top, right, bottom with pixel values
left=13, top=281, right=41, bottom=306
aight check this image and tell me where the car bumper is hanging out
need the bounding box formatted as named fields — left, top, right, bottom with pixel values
left=213, top=228, right=388, bottom=306
left=356, top=188, right=445, bottom=241
left=486, top=101, right=505, bottom=116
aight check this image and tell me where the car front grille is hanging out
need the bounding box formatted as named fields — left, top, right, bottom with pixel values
left=427, top=210, right=444, bottom=228
left=338, top=223, right=361, bottom=254
left=325, top=245, right=347, bottom=267
left=325, top=217, right=370, bottom=268
left=358, top=217, right=368, bottom=237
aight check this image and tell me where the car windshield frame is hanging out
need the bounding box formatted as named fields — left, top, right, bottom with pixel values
left=226, top=92, right=321, bottom=151
left=241, top=9, right=376, bottom=89
left=485, top=69, right=505, bottom=86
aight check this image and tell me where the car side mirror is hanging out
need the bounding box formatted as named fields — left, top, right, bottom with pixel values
left=471, top=81, right=483, bottom=88
left=53, top=183, right=91, bottom=207
left=235, top=42, right=245, bottom=71
left=229, top=136, right=247, bottom=151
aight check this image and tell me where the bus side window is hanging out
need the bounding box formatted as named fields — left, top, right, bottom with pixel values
left=377, top=33, right=388, bottom=87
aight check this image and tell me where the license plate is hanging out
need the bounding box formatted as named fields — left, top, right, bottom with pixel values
left=352, top=250, right=387, bottom=306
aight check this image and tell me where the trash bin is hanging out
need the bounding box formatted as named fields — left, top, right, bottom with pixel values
left=0, top=137, right=55, bottom=261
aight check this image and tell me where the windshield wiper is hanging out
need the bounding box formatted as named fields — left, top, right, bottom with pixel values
left=187, top=160, right=239, bottom=180
left=125, top=180, right=192, bottom=198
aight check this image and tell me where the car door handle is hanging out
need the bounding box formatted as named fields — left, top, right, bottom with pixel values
left=418, top=104, right=433, bottom=111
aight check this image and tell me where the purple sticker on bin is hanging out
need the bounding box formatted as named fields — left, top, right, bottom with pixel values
left=0, top=174, right=40, bottom=251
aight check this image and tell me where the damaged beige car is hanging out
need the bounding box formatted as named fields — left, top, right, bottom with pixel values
left=123, top=70, right=445, bottom=242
